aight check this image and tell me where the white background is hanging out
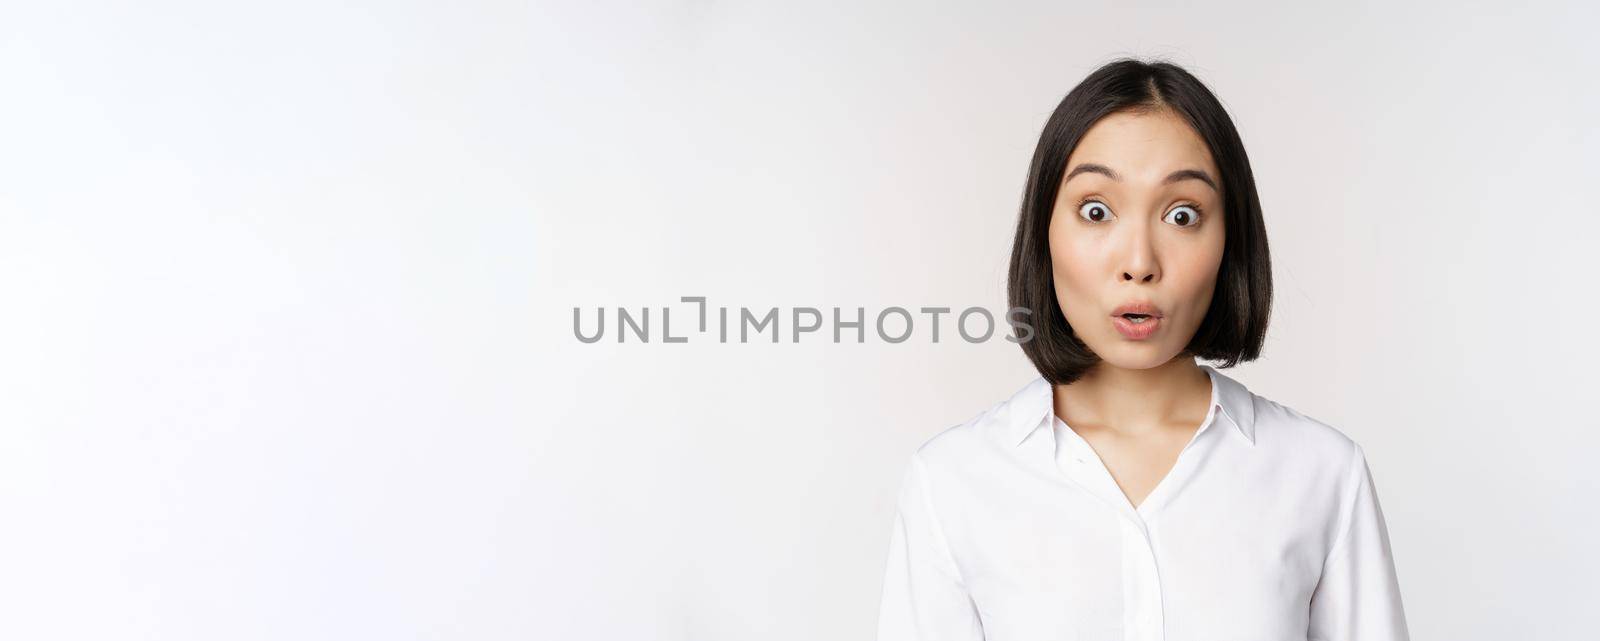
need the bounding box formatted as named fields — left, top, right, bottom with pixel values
left=3, top=1, right=1597, bottom=639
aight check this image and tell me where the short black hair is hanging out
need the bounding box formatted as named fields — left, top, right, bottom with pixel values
left=1007, top=58, right=1273, bottom=385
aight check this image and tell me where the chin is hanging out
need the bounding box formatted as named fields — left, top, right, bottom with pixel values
left=1093, top=343, right=1182, bottom=370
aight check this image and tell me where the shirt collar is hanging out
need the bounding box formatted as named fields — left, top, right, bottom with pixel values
left=1004, top=363, right=1257, bottom=447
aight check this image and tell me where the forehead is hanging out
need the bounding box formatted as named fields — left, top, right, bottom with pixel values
left=1065, top=109, right=1218, bottom=182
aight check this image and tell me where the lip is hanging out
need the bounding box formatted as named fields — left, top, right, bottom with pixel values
left=1110, top=301, right=1164, bottom=340
left=1110, top=301, right=1165, bottom=318
left=1112, top=314, right=1161, bottom=340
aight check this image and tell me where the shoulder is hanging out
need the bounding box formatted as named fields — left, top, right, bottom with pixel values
left=909, top=399, right=1007, bottom=467
left=901, top=376, right=1049, bottom=476
left=889, top=388, right=1036, bottom=515
left=1250, top=390, right=1368, bottom=479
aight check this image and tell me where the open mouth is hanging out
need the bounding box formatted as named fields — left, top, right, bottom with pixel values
left=1119, top=313, right=1155, bottom=324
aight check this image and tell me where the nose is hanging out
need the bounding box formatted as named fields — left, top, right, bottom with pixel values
left=1119, top=222, right=1159, bottom=283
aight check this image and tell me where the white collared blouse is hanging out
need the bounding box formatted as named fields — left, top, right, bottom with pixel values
left=876, top=364, right=1409, bottom=641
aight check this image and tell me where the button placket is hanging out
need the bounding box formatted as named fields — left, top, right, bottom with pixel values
left=1054, top=416, right=1170, bottom=641
left=1121, top=517, right=1165, bottom=641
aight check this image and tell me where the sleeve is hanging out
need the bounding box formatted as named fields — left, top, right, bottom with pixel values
left=1307, top=442, right=1411, bottom=641
left=875, top=451, right=986, bottom=641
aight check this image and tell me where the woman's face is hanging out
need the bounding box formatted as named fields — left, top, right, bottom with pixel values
left=1048, top=108, right=1227, bottom=370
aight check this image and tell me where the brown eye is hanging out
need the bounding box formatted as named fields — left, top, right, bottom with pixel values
left=1163, top=204, right=1202, bottom=227
left=1077, top=200, right=1114, bottom=223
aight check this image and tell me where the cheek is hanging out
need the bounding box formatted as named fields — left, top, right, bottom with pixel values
left=1047, top=230, right=1103, bottom=318
left=1172, top=241, right=1227, bottom=315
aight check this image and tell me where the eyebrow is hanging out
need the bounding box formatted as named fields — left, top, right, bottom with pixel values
left=1064, top=163, right=1219, bottom=193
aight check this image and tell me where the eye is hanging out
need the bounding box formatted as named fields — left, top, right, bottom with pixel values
left=1077, top=199, right=1115, bottom=223
left=1163, top=204, right=1203, bottom=228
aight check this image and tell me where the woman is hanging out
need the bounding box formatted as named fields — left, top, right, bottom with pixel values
left=876, top=59, right=1410, bottom=641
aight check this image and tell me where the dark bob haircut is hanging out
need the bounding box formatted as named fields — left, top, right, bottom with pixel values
left=1007, top=58, right=1273, bottom=385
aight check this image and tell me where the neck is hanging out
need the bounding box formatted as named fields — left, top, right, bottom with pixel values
left=1052, top=355, right=1210, bottom=437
